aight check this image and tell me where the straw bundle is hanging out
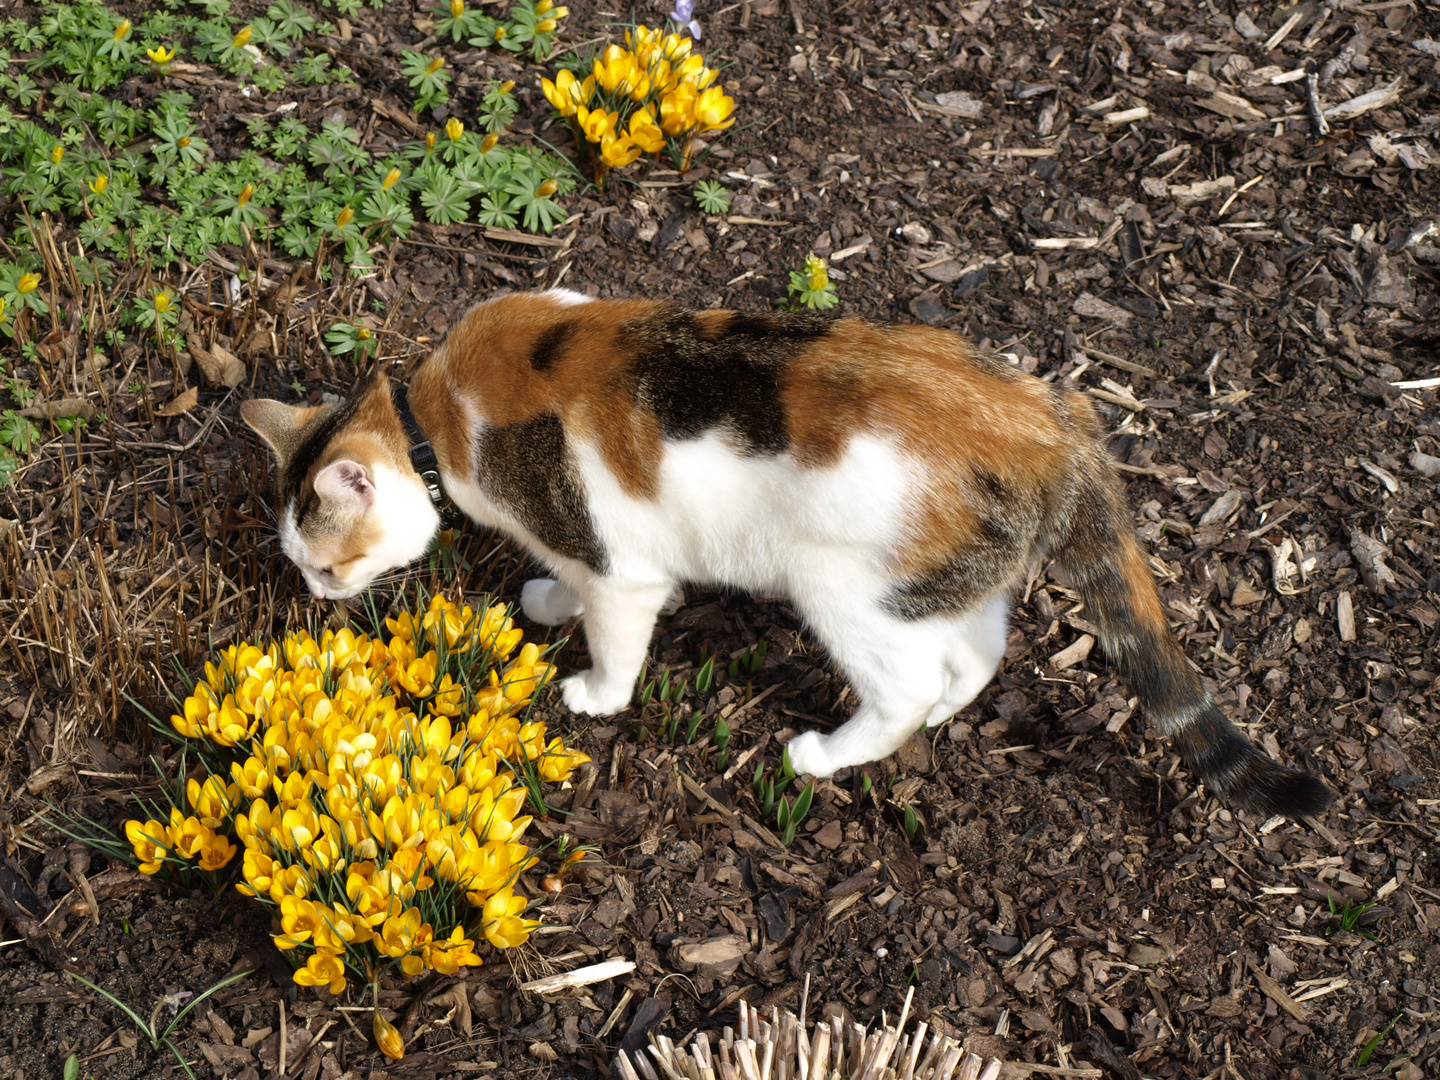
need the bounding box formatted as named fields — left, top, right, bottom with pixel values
left=618, top=982, right=1003, bottom=1080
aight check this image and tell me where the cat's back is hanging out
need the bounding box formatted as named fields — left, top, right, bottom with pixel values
left=431, top=292, right=1081, bottom=498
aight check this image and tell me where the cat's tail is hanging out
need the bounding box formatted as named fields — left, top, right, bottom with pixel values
left=1049, top=465, right=1331, bottom=820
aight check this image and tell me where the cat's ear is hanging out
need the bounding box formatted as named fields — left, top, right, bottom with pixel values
left=240, top=399, right=320, bottom=463
left=313, top=460, right=374, bottom=514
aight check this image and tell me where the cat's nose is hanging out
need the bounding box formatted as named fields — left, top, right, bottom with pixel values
left=311, top=585, right=327, bottom=599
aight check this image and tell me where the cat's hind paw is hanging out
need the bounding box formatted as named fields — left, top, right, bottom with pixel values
left=561, top=671, right=633, bottom=716
left=784, top=730, right=838, bottom=779
left=521, top=578, right=585, bottom=626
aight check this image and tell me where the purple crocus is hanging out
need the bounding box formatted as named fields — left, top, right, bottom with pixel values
left=669, top=0, right=702, bottom=38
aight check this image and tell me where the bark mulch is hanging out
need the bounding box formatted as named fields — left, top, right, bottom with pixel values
left=1, top=0, right=1438, bottom=1078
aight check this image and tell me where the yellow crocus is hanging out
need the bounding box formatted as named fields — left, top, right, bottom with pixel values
left=125, top=819, right=171, bottom=874
left=425, top=925, right=483, bottom=975
left=660, top=84, right=698, bottom=135
left=373, top=1011, right=405, bottom=1060
left=482, top=888, right=538, bottom=949
left=276, top=895, right=324, bottom=948
left=628, top=107, right=666, bottom=154
left=541, top=69, right=583, bottom=118
left=695, top=85, right=736, bottom=132
left=294, top=952, right=347, bottom=995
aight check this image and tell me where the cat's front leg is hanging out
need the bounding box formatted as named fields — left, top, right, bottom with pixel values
left=561, top=579, right=674, bottom=716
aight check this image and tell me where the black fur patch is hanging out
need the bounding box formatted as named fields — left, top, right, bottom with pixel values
left=476, top=414, right=607, bottom=572
left=621, top=308, right=832, bottom=455
left=529, top=320, right=576, bottom=373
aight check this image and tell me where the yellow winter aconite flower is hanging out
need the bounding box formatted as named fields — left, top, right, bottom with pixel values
left=50, top=144, right=64, bottom=164
left=450, top=0, right=465, bottom=17
left=153, top=289, right=175, bottom=313
left=113, top=19, right=131, bottom=39
left=805, top=253, right=829, bottom=292
left=89, top=174, right=108, bottom=194
left=480, top=133, right=499, bottom=153
left=536, top=179, right=558, bottom=198
left=383, top=167, right=401, bottom=189
left=233, top=26, right=253, bottom=48
left=147, top=45, right=175, bottom=64
left=237, top=183, right=254, bottom=206
left=336, top=205, right=354, bottom=228
left=16, top=272, right=39, bottom=294
left=445, top=117, right=464, bottom=141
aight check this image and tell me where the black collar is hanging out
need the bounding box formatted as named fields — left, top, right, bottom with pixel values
left=391, top=384, right=463, bottom=530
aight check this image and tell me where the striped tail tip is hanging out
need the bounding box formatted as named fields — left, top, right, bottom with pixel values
left=1176, top=706, right=1333, bottom=819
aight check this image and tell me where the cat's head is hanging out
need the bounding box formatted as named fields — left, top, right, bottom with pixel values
left=241, top=374, right=440, bottom=600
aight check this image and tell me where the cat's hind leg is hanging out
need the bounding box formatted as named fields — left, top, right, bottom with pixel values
left=562, top=578, right=674, bottom=716
left=924, top=592, right=1010, bottom=727
left=520, top=578, right=585, bottom=626
left=784, top=589, right=950, bottom=778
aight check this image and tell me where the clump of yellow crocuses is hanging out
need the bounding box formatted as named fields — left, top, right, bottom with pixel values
left=123, top=594, right=589, bottom=1060
left=541, top=20, right=734, bottom=185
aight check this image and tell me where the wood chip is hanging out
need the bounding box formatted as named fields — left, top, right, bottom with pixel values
left=1049, top=634, right=1094, bottom=670
left=482, top=227, right=568, bottom=248
left=725, top=215, right=794, bottom=227
left=1252, top=965, right=1310, bottom=1023
left=1194, top=92, right=1267, bottom=122
left=1337, top=591, right=1357, bottom=641
left=520, top=959, right=637, bottom=995
left=1324, top=77, right=1404, bottom=121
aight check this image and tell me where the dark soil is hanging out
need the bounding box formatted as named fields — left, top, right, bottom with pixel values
left=2, top=1, right=1439, bottom=1079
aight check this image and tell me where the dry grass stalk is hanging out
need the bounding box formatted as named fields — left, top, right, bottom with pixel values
left=619, top=984, right=1004, bottom=1080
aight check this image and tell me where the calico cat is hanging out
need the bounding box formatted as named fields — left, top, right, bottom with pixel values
left=242, top=289, right=1330, bottom=818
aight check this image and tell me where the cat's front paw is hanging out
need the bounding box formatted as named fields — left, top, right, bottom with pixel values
left=784, top=731, right=837, bottom=779
left=521, top=578, right=585, bottom=626
left=560, top=671, right=633, bottom=716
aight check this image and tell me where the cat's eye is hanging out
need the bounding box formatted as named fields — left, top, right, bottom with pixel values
left=318, top=566, right=333, bottom=576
